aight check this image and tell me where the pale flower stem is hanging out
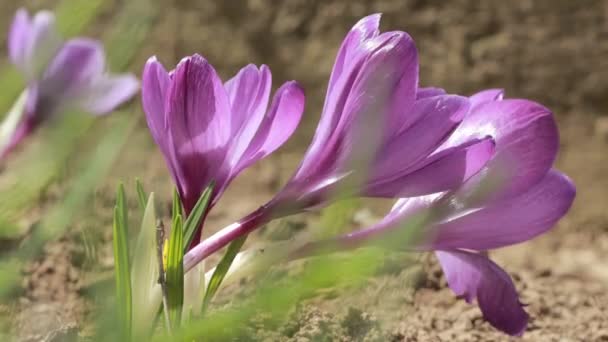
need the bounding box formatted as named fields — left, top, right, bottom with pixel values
left=0, top=90, right=29, bottom=158
left=183, top=206, right=268, bottom=272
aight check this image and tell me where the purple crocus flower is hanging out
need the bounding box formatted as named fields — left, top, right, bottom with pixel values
left=1, top=8, right=139, bottom=158
left=141, top=54, right=305, bottom=245
left=312, top=89, right=575, bottom=335
left=275, top=14, right=495, bottom=209
left=183, top=14, right=495, bottom=270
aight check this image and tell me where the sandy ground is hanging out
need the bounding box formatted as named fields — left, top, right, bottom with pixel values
left=5, top=0, right=608, bottom=341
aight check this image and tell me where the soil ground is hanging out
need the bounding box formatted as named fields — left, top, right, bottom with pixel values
left=3, top=0, right=608, bottom=341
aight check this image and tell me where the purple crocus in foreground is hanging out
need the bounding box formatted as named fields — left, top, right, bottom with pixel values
left=0, top=8, right=139, bottom=159
left=142, top=54, right=305, bottom=245
left=183, top=14, right=495, bottom=270
left=314, top=89, right=576, bottom=335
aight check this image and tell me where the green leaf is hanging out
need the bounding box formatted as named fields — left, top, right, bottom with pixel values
left=135, top=178, right=148, bottom=212
left=172, top=188, right=181, bottom=224
left=113, top=183, right=132, bottom=341
left=201, top=235, right=247, bottom=314
left=131, top=193, right=161, bottom=340
left=318, top=198, right=360, bottom=238
left=153, top=246, right=387, bottom=341
left=166, top=214, right=184, bottom=328
left=183, top=259, right=206, bottom=321
left=182, top=182, right=214, bottom=251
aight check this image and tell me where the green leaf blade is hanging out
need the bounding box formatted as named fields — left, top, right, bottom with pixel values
left=172, top=188, right=181, bottom=223
left=131, top=193, right=161, bottom=340
left=166, top=214, right=184, bottom=328
left=113, top=183, right=132, bottom=340
left=201, top=235, right=247, bottom=314
left=183, top=183, right=214, bottom=251
left=135, top=178, right=148, bottom=212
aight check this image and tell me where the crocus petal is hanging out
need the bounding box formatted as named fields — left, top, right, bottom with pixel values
left=443, top=99, right=559, bottom=202
left=339, top=31, right=419, bottom=141
left=76, top=74, right=139, bottom=114
left=142, top=56, right=171, bottom=148
left=234, top=81, right=305, bottom=174
left=22, top=10, right=62, bottom=79
left=8, top=9, right=30, bottom=68
left=432, top=169, right=575, bottom=250
left=167, top=55, right=232, bottom=154
left=436, top=250, right=528, bottom=336
left=328, top=14, right=381, bottom=97
left=294, top=15, right=418, bottom=185
left=165, top=54, right=232, bottom=209
left=298, top=14, right=380, bottom=177
left=142, top=57, right=184, bottom=195
left=225, top=64, right=271, bottom=134
left=224, top=64, right=271, bottom=167
left=27, top=39, right=105, bottom=118
left=43, top=39, right=105, bottom=95
left=416, top=87, right=446, bottom=99
left=469, top=88, right=504, bottom=110
left=312, top=31, right=420, bottom=183
left=371, top=95, right=469, bottom=182
left=367, top=137, right=495, bottom=197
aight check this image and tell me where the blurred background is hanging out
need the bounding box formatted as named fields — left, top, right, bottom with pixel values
left=0, top=0, right=606, bottom=341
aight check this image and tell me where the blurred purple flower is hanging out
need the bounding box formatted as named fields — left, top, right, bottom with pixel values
left=142, top=54, right=304, bottom=243
left=319, top=89, right=575, bottom=335
left=1, top=8, right=139, bottom=158
left=184, top=14, right=495, bottom=270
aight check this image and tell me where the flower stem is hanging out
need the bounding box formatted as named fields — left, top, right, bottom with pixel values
left=0, top=90, right=30, bottom=160
left=183, top=206, right=269, bottom=272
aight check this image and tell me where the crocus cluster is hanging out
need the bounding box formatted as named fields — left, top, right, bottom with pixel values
left=1, top=9, right=138, bottom=159
left=139, top=14, right=575, bottom=336
left=181, top=14, right=494, bottom=263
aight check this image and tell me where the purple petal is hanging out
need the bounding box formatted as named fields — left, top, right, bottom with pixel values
left=367, top=137, right=495, bottom=197
left=43, top=38, right=105, bottom=96
left=328, top=14, right=381, bottom=95
left=327, top=192, right=442, bottom=249
left=142, top=57, right=182, bottom=192
left=432, top=169, right=575, bottom=250
left=294, top=16, right=418, bottom=184
left=165, top=54, right=232, bottom=209
left=371, top=95, right=469, bottom=182
left=293, top=18, right=379, bottom=181
left=469, top=88, right=504, bottom=110
left=234, top=81, right=305, bottom=174
left=21, top=10, right=62, bottom=79
left=306, top=14, right=381, bottom=160
left=8, top=8, right=30, bottom=68
left=416, top=87, right=446, bottom=99
left=224, top=64, right=272, bottom=167
left=76, top=74, right=139, bottom=114
left=436, top=250, right=528, bottom=336
left=26, top=39, right=105, bottom=118
left=443, top=99, right=559, bottom=202
left=338, top=31, right=420, bottom=176
left=142, top=56, right=171, bottom=148
left=382, top=34, right=419, bottom=138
